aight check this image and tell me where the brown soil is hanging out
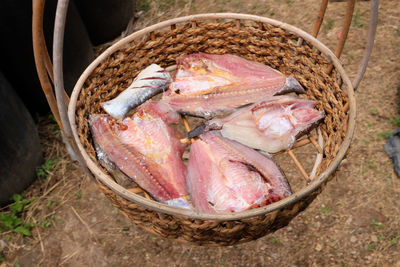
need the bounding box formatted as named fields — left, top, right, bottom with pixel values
left=2, top=0, right=400, bottom=266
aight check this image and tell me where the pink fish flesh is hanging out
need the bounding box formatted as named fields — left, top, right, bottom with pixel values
left=162, top=53, right=305, bottom=118
left=186, top=131, right=291, bottom=213
left=90, top=101, right=190, bottom=209
left=194, top=95, right=324, bottom=153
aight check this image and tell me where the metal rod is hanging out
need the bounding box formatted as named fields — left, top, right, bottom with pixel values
left=334, top=0, right=355, bottom=58
left=32, top=0, right=64, bottom=131
left=312, top=0, right=329, bottom=38
left=352, top=0, right=379, bottom=91
left=327, top=0, right=355, bottom=73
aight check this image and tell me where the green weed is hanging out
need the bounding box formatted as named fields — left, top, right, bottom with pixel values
left=269, top=9, right=275, bottom=16
left=390, top=232, right=400, bottom=245
left=366, top=122, right=375, bottom=128
left=37, top=158, right=60, bottom=180
left=370, top=220, right=385, bottom=231
left=0, top=194, right=34, bottom=236
left=41, top=218, right=52, bottom=228
left=321, top=204, right=331, bottom=216
left=48, top=124, right=60, bottom=135
left=368, top=242, right=375, bottom=251
left=48, top=114, right=57, bottom=123
left=367, top=161, right=375, bottom=169
left=389, top=116, right=400, bottom=127
left=370, top=108, right=378, bottom=115
left=377, top=131, right=393, bottom=140
left=285, top=0, right=293, bottom=6
left=178, top=0, right=187, bottom=7
left=352, top=8, right=364, bottom=28
left=137, top=0, right=151, bottom=11
left=271, top=236, right=279, bottom=244
left=324, top=19, right=334, bottom=30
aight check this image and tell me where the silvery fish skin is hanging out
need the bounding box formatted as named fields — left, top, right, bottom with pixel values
left=197, top=95, right=324, bottom=153
left=162, top=53, right=305, bottom=118
left=186, top=131, right=291, bottom=213
left=101, top=64, right=172, bottom=120
left=90, top=101, right=191, bottom=209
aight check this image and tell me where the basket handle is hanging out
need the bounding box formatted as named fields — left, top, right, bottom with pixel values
left=32, top=0, right=92, bottom=176
left=32, top=0, right=65, bottom=133
left=33, top=0, right=378, bottom=157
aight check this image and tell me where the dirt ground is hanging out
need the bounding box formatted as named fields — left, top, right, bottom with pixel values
left=1, top=0, right=400, bottom=266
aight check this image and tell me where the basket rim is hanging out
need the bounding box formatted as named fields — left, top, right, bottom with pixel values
left=68, top=13, right=356, bottom=221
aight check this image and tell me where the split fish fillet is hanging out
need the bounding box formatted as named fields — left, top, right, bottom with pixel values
left=189, top=95, right=324, bottom=153
left=186, top=131, right=291, bottom=213
left=90, top=101, right=190, bottom=209
left=162, top=53, right=305, bottom=118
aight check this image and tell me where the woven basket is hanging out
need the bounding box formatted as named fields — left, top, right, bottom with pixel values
left=33, top=0, right=378, bottom=246
left=68, top=13, right=355, bottom=246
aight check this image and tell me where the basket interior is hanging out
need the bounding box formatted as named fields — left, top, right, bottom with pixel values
left=74, top=17, right=350, bottom=215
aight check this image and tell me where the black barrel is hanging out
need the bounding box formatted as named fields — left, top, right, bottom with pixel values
left=0, top=0, right=94, bottom=115
left=74, top=0, right=134, bottom=45
left=0, top=71, right=43, bottom=206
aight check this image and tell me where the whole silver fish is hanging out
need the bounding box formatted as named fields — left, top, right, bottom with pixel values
left=101, top=64, right=172, bottom=120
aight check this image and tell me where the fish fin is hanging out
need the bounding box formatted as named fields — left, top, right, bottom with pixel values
left=188, top=121, right=223, bottom=138
left=276, top=76, right=306, bottom=95
left=188, top=123, right=207, bottom=139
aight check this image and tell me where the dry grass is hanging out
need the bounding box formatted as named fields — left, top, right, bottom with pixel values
left=0, top=117, right=87, bottom=264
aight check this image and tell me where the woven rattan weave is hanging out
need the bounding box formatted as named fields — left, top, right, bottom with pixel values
left=64, top=14, right=356, bottom=246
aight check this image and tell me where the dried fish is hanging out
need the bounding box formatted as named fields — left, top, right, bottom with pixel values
left=189, top=95, right=324, bottom=153
left=187, top=131, right=291, bottom=213
left=162, top=53, right=305, bottom=118
left=90, top=101, right=190, bottom=209
left=102, top=64, right=172, bottom=120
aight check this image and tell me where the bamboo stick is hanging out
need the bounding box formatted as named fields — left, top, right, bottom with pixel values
left=288, top=150, right=310, bottom=182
